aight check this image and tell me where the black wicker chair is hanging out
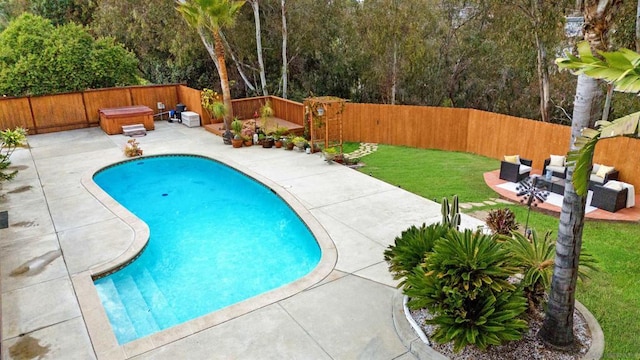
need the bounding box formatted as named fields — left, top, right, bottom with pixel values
left=543, top=158, right=567, bottom=179
left=588, top=168, right=620, bottom=191
left=591, top=184, right=628, bottom=213
left=499, top=158, right=532, bottom=183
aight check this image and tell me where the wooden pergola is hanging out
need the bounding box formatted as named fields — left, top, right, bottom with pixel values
left=304, top=96, right=346, bottom=154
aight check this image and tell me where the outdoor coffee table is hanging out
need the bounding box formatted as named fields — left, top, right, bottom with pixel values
left=533, top=175, right=565, bottom=195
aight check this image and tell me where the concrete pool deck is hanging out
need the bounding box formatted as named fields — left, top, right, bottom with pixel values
left=1, top=122, right=484, bottom=359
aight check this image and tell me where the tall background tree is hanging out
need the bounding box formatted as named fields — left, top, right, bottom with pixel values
left=92, top=0, right=217, bottom=89
left=247, top=0, right=267, bottom=95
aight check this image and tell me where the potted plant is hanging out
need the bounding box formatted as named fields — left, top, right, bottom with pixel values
left=284, top=134, right=295, bottom=150
left=292, top=136, right=307, bottom=151
left=259, top=101, right=274, bottom=132
left=262, top=135, right=275, bottom=148
left=241, top=127, right=254, bottom=146
left=201, top=89, right=233, bottom=145
left=257, top=132, right=266, bottom=146
left=124, top=138, right=143, bottom=157
left=322, top=146, right=338, bottom=162
left=271, top=126, right=288, bottom=148
left=230, top=118, right=243, bottom=148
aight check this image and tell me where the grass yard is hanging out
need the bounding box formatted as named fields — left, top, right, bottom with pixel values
left=358, top=144, right=640, bottom=358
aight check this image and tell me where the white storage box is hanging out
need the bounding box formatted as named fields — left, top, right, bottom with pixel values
left=181, top=111, right=201, bottom=127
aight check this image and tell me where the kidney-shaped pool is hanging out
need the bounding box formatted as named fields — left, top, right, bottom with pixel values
left=92, top=155, right=321, bottom=344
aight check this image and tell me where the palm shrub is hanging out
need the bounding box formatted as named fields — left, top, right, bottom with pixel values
left=506, top=230, right=599, bottom=313
left=506, top=231, right=555, bottom=312
left=405, top=230, right=528, bottom=352
left=383, top=223, right=450, bottom=287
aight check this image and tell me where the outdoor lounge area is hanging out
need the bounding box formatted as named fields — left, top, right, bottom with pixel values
left=486, top=169, right=640, bottom=221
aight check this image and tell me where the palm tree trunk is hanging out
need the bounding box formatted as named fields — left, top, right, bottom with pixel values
left=213, top=29, right=234, bottom=137
left=539, top=0, right=620, bottom=347
left=538, top=74, right=597, bottom=348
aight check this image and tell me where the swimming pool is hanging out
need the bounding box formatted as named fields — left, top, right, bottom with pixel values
left=92, top=155, right=321, bottom=344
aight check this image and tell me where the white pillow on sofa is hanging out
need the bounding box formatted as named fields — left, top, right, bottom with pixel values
left=596, top=165, right=615, bottom=179
left=549, top=155, right=565, bottom=167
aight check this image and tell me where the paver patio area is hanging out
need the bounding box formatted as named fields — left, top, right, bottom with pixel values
left=0, top=122, right=484, bottom=359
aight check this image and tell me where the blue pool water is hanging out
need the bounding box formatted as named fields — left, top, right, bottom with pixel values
left=92, top=155, right=321, bottom=344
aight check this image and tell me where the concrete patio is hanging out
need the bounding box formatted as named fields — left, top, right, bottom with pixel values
left=0, top=121, right=484, bottom=359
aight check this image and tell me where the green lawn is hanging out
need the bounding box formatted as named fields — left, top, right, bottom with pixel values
left=357, top=144, right=640, bottom=358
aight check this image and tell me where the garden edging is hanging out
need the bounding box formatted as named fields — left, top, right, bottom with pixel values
left=392, top=289, right=604, bottom=360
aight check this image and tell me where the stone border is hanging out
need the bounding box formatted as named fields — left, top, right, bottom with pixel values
left=392, top=289, right=604, bottom=360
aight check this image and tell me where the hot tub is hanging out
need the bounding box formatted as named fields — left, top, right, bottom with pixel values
left=99, top=105, right=154, bottom=135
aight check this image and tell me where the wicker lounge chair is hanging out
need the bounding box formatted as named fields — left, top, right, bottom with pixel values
left=543, top=155, right=567, bottom=179
left=591, top=184, right=628, bottom=213
left=499, top=156, right=532, bottom=183
left=588, top=164, right=619, bottom=191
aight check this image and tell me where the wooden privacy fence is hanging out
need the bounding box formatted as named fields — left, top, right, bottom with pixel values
left=0, top=84, right=186, bottom=134
left=342, top=103, right=640, bottom=190
left=2, top=86, right=637, bottom=189
left=229, top=96, right=304, bottom=126
left=0, top=86, right=303, bottom=134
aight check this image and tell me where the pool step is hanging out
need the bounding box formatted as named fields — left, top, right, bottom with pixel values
left=134, top=268, right=179, bottom=329
left=116, top=275, right=161, bottom=340
left=94, top=277, right=138, bottom=344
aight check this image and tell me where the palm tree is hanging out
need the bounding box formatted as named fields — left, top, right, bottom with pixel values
left=556, top=42, right=640, bottom=195
left=177, top=0, right=245, bottom=144
left=538, top=0, right=621, bottom=349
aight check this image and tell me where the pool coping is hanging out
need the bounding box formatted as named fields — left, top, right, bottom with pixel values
left=74, top=153, right=338, bottom=359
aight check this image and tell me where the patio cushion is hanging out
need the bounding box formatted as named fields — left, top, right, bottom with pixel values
left=596, top=165, right=615, bottom=178
left=549, top=155, right=565, bottom=167
left=590, top=174, right=605, bottom=183
left=519, top=165, right=532, bottom=174
left=605, top=181, right=624, bottom=191
left=504, top=155, right=520, bottom=164
left=546, top=165, right=565, bottom=174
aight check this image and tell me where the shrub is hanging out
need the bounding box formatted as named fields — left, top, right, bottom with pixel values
left=405, top=230, right=528, bottom=352
left=383, top=223, right=450, bottom=287
left=1, top=127, right=27, bottom=183
left=506, top=230, right=598, bottom=313
left=0, top=13, right=139, bottom=97
left=507, top=230, right=555, bottom=311
left=485, top=208, right=519, bottom=235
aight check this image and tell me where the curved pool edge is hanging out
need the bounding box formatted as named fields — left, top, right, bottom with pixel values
left=80, top=164, right=151, bottom=279
left=74, top=153, right=338, bottom=359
